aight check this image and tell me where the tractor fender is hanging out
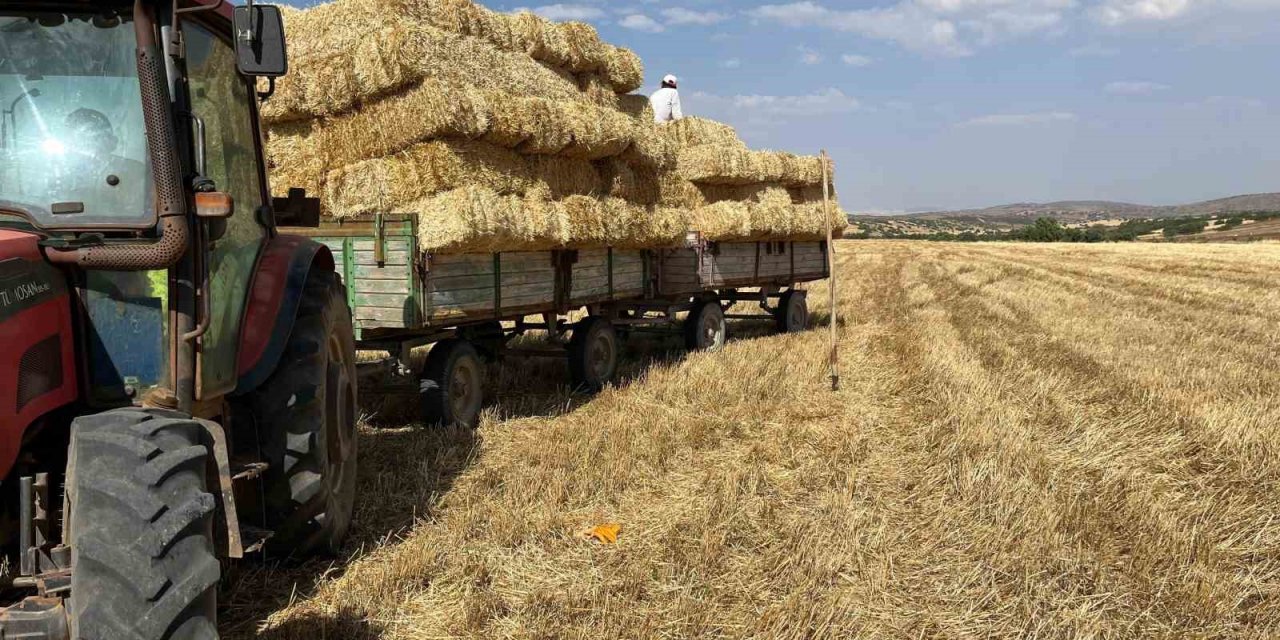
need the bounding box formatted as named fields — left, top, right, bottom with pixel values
left=0, top=230, right=77, bottom=479
left=234, top=234, right=335, bottom=395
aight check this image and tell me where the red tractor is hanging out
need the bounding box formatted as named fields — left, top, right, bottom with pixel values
left=0, top=2, right=356, bottom=638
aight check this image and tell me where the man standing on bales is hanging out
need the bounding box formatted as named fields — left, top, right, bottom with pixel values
left=650, top=74, right=683, bottom=124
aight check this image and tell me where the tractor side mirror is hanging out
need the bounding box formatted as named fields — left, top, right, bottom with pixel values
left=233, top=5, right=288, bottom=78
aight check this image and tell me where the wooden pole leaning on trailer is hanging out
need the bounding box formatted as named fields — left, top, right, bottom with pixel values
left=821, top=149, right=840, bottom=392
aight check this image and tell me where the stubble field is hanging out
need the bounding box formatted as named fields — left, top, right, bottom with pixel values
left=223, top=240, right=1280, bottom=639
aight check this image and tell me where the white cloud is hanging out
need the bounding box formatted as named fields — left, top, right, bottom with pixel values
left=1105, top=80, right=1170, bottom=95
left=960, top=111, right=1078, bottom=126
left=1090, top=0, right=1280, bottom=28
left=747, top=0, right=1074, bottom=56
left=694, top=88, right=861, bottom=120
left=750, top=0, right=1280, bottom=56
left=619, top=13, right=665, bottom=32
left=721, top=58, right=742, bottom=68
left=841, top=53, right=874, bottom=66
left=661, top=7, right=729, bottom=25
left=1202, top=95, right=1265, bottom=108
left=512, top=4, right=606, bottom=21
left=1069, top=43, right=1118, bottom=56
left=1090, top=0, right=1190, bottom=25
left=798, top=45, right=823, bottom=64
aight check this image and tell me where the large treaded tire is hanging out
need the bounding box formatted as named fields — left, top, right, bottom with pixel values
left=247, top=270, right=358, bottom=557
left=67, top=408, right=219, bottom=640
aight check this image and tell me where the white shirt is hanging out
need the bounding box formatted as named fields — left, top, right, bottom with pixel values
left=650, top=87, right=683, bottom=123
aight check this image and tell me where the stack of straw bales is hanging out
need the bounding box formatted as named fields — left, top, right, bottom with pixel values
left=265, top=0, right=846, bottom=254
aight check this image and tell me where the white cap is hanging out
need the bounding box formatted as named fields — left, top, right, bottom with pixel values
left=663, top=74, right=678, bottom=86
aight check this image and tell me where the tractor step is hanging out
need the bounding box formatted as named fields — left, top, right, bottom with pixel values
left=240, top=525, right=274, bottom=555
left=231, top=461, right=269, bottom=481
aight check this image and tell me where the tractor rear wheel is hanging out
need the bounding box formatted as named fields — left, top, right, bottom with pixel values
left=247, top=270, right=358, bottom=557
left=66, top=408, right=219, bottom=640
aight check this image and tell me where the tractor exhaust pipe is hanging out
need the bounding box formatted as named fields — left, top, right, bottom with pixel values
left=44, top=0, right=188, bottom=270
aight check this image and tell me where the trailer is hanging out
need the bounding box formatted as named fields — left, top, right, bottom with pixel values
left=283, top=216, right=831, bottom=427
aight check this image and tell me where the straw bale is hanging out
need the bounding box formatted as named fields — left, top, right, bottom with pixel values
left=596, top=159, right=661, bottom=206
left=698, top=182, right=816, bottom=205
left=412, top=185, right=570, bottom=253
left=788, top=184, right=827, bottom=204
left=561, top=196, right=688, bottom=249
left=263, top=20, right=581, bottom=124
left=294, top=82, right=489, bottom=169
left=560, top=22, right=609, bottom=73
left=613, top=119, right=677, bottom=170
left=661, top=117, right=744, bottom=148
left=578, top=72, right=620, bottom=109
left=323, top=140, right=601, bottom=217
left=558, top=107, right=635, bottom=160
left=484, top=95, right=572, bottom=155
left=265, top=120, right=330, bottom=196
left=605, top=48, right=645, bottom=94
left=677, top=145, right=826, bottom=187
left=658, top=175, right=706, bottom=209
left=618, top=94, right=652, bottom=121
left=689, top=193, right=848, bottom=243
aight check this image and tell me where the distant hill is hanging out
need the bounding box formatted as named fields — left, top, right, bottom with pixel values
left=879, top=193, right=1280, bottom=226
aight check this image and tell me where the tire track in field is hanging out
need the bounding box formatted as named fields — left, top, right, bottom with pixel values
left=965, top=246, right=1280, bottom=327
left=852, top=250, right=1184, bottom=636
left=915, top=255, right=1280, bottom=632
left=1011, top=246, right=1280, bottom=290
left=960, top=248, right=1280, bottom=371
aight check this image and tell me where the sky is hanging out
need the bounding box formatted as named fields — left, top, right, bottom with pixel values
left=296, top=0, right=1280, bottom=213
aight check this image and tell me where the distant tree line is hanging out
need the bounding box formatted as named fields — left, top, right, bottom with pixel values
left=848, top=210, right=1280, bottom=243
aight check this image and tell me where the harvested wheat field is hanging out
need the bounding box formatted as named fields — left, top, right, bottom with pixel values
left=222, top=241, right=1280, bottom=638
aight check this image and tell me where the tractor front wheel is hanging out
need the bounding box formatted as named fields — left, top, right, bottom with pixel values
left=66, top=408, right=219, bottom=640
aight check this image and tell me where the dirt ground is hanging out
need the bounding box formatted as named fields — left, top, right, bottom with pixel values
left=222, top=240, right=1280, bottom=639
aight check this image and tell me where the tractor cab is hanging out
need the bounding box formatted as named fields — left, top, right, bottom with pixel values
left=0, top=3, right=357, bottom=639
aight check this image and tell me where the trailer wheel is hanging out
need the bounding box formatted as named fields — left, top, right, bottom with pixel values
left=685, top=301, right=727, bottom=352
left=246, top=271, right=358, bottom=557
left=421, top=339, right=484, bottom=428
left=464, top=321, right=506, bottom=361
left=775, top=290, right=809, bottom=333
left=66, top=408, right=219, bottom=640
left=569, top=316, right=619, bottom=392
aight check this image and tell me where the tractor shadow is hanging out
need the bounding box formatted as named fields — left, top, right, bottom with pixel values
left=218, top=424, right=477, bottom=639
left=219, top=314, right=812, bottom=637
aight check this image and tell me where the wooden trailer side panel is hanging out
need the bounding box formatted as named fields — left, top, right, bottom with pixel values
left=658, top=241, right=831, bottom=296
left=570, top=249, right=647, bottom=302
left=792, top=242, right=829, bottom=279
left=757, top=241, right=792, bottom=281
left=424, top=252, right=558, bottom=324
left=316, top=237, right=420, bottom=331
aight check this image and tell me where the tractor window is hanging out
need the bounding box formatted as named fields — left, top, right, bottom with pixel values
left=0, top=8, right=154, bottom=229
left=185, top=21, right=267, bottom=397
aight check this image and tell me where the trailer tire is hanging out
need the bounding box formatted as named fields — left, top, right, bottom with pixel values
left=568, top=317, right=619, bottom=392
left=463, top=321, right=506, bottom=361
left=66, top=408, right=219, bottom=640
left=684, top=301, right=727, bottom=352
left=248, top=270, right=358, bottom=557
left=420, top=339, right=484, bottom=428
left=775, top=290, right=809, bottom=334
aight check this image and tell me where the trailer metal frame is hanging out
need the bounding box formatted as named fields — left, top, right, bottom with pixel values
left=282, top=217, right=831, bottom=426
